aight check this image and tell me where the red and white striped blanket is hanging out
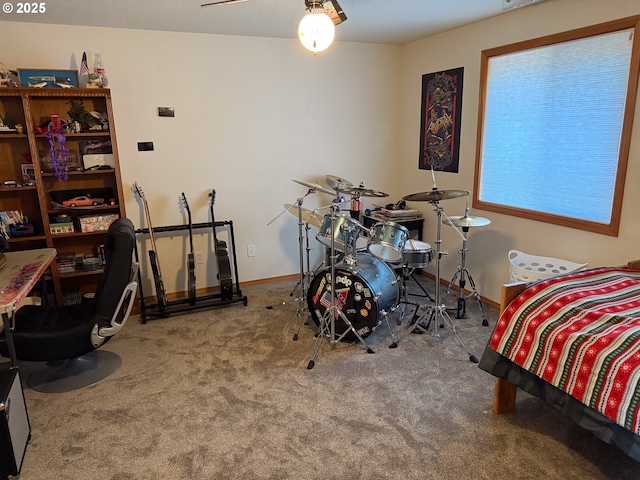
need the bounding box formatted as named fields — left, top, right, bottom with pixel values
left=490, top=268, right=640, bottom=434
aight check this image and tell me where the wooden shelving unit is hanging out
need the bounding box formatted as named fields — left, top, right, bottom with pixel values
left=0, top=88, right=125, bottom=304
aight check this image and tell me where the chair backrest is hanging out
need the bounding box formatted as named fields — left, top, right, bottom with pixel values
left=92, top=218, right=136, bottom=326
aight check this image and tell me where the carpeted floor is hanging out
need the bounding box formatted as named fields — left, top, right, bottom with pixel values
left=5, top=275, right=640, bottom=479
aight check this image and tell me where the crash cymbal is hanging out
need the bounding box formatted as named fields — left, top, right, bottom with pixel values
left=291, top=179, right=335, bottom=196
left=447, top=215, right=491, bottom=228
left=284, top=203, right=323, bottom=228
left=325, top=175, right=353, bottom=190
left=336, top=185, right=389, bottom=197
left=402, top=189, right=470, bottom=202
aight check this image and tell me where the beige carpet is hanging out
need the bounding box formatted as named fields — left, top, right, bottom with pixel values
left=5, top=276, right=640, bottom=479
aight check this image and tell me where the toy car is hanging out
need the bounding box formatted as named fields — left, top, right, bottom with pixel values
left=62, top=195, right=104, bottom=207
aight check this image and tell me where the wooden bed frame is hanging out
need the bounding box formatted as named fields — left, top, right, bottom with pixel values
left=492, top=259, right=640, bottom=415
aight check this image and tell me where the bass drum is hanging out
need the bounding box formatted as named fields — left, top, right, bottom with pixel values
left=307, top=253, right=399, bottom=342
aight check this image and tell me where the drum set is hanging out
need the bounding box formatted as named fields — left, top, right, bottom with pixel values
left=269, top=173, right=490, bottom=369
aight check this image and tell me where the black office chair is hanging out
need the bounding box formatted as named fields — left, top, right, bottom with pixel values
left=0, top=218, right=138, bottom=393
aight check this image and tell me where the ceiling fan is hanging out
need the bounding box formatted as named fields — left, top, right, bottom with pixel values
left=200, top=0, right=347, bottom=25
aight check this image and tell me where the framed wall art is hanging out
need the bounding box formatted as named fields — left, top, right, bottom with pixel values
left=419, top=67, right=464, bottom=173
left=17, top=69, right=79, bottom=88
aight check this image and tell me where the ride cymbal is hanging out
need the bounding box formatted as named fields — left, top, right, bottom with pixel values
left=325, top=175, right=353, bottom=191
left=292, top=179, right=335, bottom=196
left=336, top=185, right=389, bottom=197
left=402, top=189, right=469, bottom=202
left=283, top=204, right=323, bottom=228
left=447, top=215, right=491, bottom=228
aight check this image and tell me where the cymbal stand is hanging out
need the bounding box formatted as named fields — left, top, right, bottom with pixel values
left=443, top=215, right=488, bottom=326
left=307, top=203, right=374, bottom=370
left=395, top=264, right=434, bottom=320
left=388, top=200, right=478, bottom=363
left=267, top=191, right=316, bottom=341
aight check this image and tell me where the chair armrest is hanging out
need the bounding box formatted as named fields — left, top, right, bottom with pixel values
left=90, top=262, right=139, bottom=347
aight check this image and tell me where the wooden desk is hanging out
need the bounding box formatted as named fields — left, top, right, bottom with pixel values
left=0, top=248, right=56, bottom=367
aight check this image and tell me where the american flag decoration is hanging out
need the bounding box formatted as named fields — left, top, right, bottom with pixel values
left=79, top=52, right=89, bottom=76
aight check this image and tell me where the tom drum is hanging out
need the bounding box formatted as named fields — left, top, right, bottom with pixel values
left=316, top=213, right=363, bottom=253
left=367, top=221, right=410, bottom=263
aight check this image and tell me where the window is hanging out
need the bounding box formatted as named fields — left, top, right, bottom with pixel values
left=473, top=16, right=640, bottom=236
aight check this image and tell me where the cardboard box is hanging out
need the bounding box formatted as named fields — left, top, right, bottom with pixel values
left=82, top=153, right=115, bottom=170
left=78, top=214, right=118, bottom=233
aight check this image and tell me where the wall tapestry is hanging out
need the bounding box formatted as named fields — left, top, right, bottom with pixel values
left=419, top=67, right=464, bottom=173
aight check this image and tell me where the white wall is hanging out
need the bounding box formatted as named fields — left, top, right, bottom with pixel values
left=3, top=0, right=639, bottom=304
left=399, top=0, right=640, bottom=303
left=0, top=22, right=402, bottom=296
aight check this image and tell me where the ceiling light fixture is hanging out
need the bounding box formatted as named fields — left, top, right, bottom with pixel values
left=298, top=1, right=335, bottom=54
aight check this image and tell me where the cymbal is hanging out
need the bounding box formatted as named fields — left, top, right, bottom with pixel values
left=402, top=189, right=469, bottom=202
left=292, top=179, right=335, bottom=196
left=284, top=203, right=323, bottom=228
left=325, top=175, right=353, bottom=190
left=447, top=215, right=491, bottom=228
left=336, top=185, right=389, bottom=198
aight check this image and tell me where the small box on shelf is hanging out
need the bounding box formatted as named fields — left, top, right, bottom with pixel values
left=62, top=289, right=82, bottom=306
left=56, top=254, right=76, bottom=274
left=78, top=214, right=118, bottom=233
left=50, top=222, right=74, bottom=235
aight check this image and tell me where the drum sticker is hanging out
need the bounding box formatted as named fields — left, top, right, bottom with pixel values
left=319, top=288, right=349, bottom=316
left=335, top=274, right=352, bottom=288
left=357, top=326, right=371, bottom=335
left=365, top=300, right=372, bottom=310
left=363, top=288, right=372, bottom=298
left=311, top=276, right=327, bottom=305
left=355, top=282, right=364, bottom=293
left=354, top=293, right=361, bottom=302
left=360, top=309, right=369, bottom=317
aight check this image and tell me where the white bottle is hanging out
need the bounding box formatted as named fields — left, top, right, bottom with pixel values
left=94, top=53, right=108, bottom=88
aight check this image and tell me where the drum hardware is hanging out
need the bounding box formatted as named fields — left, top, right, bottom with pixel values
left=307, top=203, right=381, bottom=370
left=442, top=207, right=490, bottom=326
left=268, top=183, right=327, bottom=341
left=388, top=172, right=478, bottom=363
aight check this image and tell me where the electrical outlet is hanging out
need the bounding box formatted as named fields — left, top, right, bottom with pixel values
left=194, top=251, right=204, bottom=265
left=247, top=245, right=256, bottom=257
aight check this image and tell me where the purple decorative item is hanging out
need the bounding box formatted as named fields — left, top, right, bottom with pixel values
left=46, top=114, right=68, bottom=181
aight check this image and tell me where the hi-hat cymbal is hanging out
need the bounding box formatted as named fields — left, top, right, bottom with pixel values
left=336, top=185, right=389, bottom=197
left=325, top=175, right=353, bottom=190
left=402, top=189, right=470, bottom=202
left=292, top=179, right=335, bottom=196
left=284, top=203, right=323, bottom=228
left=447, top=215, right=491, bottom=228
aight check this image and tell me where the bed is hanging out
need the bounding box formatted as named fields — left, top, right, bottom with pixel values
left=478, top=259, right=640, bottom=461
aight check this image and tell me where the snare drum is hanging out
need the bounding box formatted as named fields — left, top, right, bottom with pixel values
left=316, top=213, right=363, bottom=253
left=402, top=240, right=433, bottom=268
left=367, top=221, right=410, bottom=263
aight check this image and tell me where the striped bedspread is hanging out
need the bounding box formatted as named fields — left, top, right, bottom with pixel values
left=490, top=267, right=640, bottom=434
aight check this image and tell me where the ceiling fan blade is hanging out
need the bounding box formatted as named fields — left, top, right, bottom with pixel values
left=201, top=0, right=250, bottom=6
